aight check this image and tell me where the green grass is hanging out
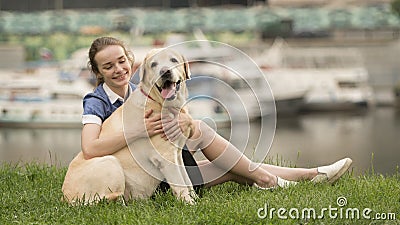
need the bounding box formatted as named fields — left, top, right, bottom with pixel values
left=0, top=163, right=399, bottom=225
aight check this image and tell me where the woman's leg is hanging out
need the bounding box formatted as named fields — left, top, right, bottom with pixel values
left=186, top=120, right=349, bottom=187
left=197, top=160, right=318, bottom=187
left=187, top=120, right=279, bottom=188
left=260, top=164, right=318, bottom=181
left=196, top=160, right=254, bottom=188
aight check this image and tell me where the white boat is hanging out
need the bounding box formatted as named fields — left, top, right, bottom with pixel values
left=132, top=33, right=275, bottom=123
left=187, top=59, right=274, bottom=122
left=271, top=85, right=308, bottom=115
left=0, top=99, right=83, bottom=128
left=261, top=66, right=308, bottom=115
left=258, top=38, right=374, bottom=112
left=0, top=67, right=93, bottom=128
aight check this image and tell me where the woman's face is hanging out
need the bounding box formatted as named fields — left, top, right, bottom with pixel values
left=94, top=45, right=132, bottom=89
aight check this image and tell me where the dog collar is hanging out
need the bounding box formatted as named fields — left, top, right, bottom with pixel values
left=140, top=88, right=156, bottom=102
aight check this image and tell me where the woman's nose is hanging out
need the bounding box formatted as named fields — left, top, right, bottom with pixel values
left=115, top=64, right=124, bottom=73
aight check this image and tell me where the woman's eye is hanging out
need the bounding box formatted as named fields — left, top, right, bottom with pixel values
left=151, top=62, right=158, bottom=68
left=170, top=58, right=178, bottom=63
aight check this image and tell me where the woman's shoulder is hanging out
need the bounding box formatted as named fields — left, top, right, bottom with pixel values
left=83, top=85, right=111, bottom=109
left=84, top=85, right=108, bottom=101
left=82, top=85, right=114, bottom=121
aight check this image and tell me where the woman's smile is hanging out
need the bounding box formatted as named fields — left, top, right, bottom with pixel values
left=113, top=73, right=128, bottom=81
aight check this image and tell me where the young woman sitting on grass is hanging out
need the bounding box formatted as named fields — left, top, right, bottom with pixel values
left=80, top=36, right=353, bottom=192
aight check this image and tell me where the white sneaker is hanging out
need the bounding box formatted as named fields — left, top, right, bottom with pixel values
left=311, top=158, right=353, bottom=184
left=253, top=176, right=298, bottom=190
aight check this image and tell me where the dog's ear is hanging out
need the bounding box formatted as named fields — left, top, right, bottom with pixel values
left=183, top=55, right=191, bottom=80
left=139, top=55, right=148, bottom=82
left=139, top=64, right=146, bottom=82
left=140, top=48, right=160, bottom=82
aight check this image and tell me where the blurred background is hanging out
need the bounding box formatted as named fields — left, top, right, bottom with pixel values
left=0, top=0, right=399, bottom=175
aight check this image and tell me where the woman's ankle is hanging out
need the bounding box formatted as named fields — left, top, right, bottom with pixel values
left=255, top=174, right=277, bottom=188
left=309, top=168, right=319, bottom=180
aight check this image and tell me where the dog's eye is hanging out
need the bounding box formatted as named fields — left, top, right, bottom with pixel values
left=151, top=62, right=158, bottom=68
left=170, top=58, right=178, bottom=63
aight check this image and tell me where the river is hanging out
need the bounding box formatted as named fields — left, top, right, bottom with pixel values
left=1, top=106, right=398, bottom=175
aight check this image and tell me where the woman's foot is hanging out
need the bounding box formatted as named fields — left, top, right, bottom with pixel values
left=254, top=176, right=298, bottom=190
left=311, top=158, right=353, bottom=184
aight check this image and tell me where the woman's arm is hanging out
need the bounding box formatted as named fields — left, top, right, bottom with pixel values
left=81, top=123, right=127, bottom=159
left=81, top=109, right=163, bottom=159
left=161, top=108, right=195, bottom=141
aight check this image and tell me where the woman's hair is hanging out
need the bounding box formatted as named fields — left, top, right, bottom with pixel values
left=88, top=37, right=135, bottom=86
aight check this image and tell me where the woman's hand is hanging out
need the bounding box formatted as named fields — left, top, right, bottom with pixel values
left=144, top=109, right=163, bottom=137
left=124, top=109, right=163, bottom=143
left=161, top=108, right=194, bottom=141
left=126, top=108, right=193, bottom=142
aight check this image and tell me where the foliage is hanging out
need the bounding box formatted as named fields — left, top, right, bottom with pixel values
left=392, top=0, right=400, bottom=17
left=0, top=163, right=399, bottom=224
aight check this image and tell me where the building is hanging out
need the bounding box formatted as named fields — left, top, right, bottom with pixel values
left=0, top=0, right=267, bottom=11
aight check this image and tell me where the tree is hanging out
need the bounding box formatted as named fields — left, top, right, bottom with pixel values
left=391, top=0, right=400, bottom=17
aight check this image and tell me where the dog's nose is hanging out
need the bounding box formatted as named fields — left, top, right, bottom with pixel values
left=160, top=67, right=171, bottom=77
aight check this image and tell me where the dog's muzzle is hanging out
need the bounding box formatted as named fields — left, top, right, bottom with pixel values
left=156, top=69, right=181, bottom=101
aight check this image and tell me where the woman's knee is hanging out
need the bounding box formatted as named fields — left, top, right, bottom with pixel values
left=186, top=120, right=217, bottom=150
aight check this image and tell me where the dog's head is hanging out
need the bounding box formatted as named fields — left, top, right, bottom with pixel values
left=140, top=48, right=190, bottom=101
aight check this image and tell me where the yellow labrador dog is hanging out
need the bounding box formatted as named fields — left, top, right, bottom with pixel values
left=62, top=48, right=197, bottom=205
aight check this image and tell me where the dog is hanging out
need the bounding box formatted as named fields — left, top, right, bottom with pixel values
left=62, top=48, right=197, bottom=205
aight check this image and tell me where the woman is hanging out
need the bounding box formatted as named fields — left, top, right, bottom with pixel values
left=81, top=36, right=352, bottom=191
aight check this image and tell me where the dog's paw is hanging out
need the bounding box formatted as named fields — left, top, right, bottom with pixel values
left=179, top=193, right=197, bottom=205
left=184, top=196, right=196, bottom=205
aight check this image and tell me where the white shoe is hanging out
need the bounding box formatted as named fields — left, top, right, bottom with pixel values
left=253, top=176, right=298, bottom=190
left=311, top=158, right=353, bottom=184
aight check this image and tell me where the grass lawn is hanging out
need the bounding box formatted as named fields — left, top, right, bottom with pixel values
left=0, top=162, right=399, bottom=225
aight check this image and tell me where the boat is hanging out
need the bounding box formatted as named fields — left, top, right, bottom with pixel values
left=0, top=100, right=83, bottom=128
left=187, top=58, right=275, bottom=123
left=0, top=66, right=93, bottom=128
left=261, top=67, right=308, bottom=115
left=257, top=38, right=374, bottom=112
left=271, top=85, right=308, bottom=115
left=131, top=32, right=276, bottom=123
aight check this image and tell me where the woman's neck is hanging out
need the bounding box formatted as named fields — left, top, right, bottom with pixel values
left=104, top=83, right=128, bottom=99
left=114, top=86, right=127, bottom=98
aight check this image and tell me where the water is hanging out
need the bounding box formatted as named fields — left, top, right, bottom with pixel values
left=0, top=127, right=81, bottom=166
left=1, top=107, right=398, bottom=175
left=268, top=107, right=399, bottom=175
